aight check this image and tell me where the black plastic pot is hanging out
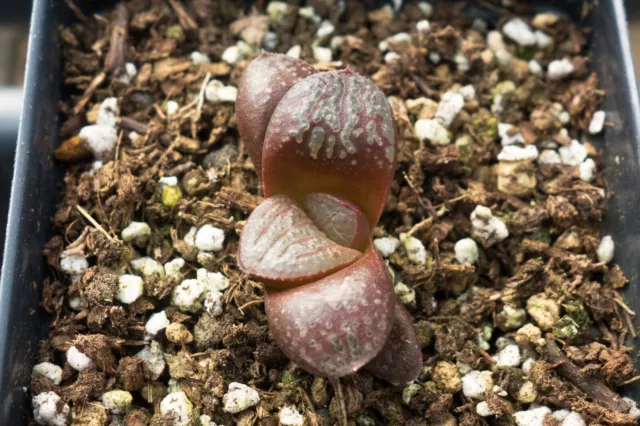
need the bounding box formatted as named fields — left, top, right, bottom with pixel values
left=1, top=0, right=640, bottom=423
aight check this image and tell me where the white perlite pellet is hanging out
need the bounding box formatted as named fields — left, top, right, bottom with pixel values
left=547, top=58, right=574, bottom=80
left=279, top=405, right=306, bottom=426
left=400, top=233, right=427, bottom=265
left=597, top=235, right=614, bottom=263
left=579, top=158, right=596, bottom=182
left=493, top=344, right=522, bottom=367
left=454, top=238, right=479, bottom=265
left=166, top=100, right=179, bottom=115
left=164, top=258, right=186, bottom=280
left=529, top=59, right=543, bottom=76
left=498, top=123, right=525, bottom=145
left=97, top=97, right=120, bottom=127
left=138, top=341, right=165, bottom=380
left=116, top=274, right=144, bottom=304
left=497, top=145, right=539, bottom=162
left=190, top=51, right=211, bottom=65
left=79, top=125, right=118, bottom=160
left=436, top=91, right=465, bottom=128
left=313, top=46, right=333, bottom=63
left=558, top=140, right=587, bottom=166
left=394, top=282, right=416, bottom=304
left=470, top=205, right=509, bottom=247
left=101, top=390, right=133, bottom=414
left=32, top=392, right=69, bottom=426
left=121, top=221, right=151, bottom=247
left=222, top=382, right=260, bottom=413
left=59, top=252, right=89, bottom=276
left=461, top=370, right=493, bottom=399
left=589, top=110, right=606, bottom=134
left=373, top=237, right=400, bottom=257
left=160, top=391, right=194, bottom=426
left=32, top=362, right=63, bottom=385
left=195, top=224, right=225, bottom=252
left=514, top=406, right=552, bottom=426
left=145, top=311, right=170, bottom=336
left=538, top=150, right=561, bottom=165
left=476, top=401, right=494, bottom=417
left=66, top=346, right=94, bottom=372
left=415, top=119, right=450, bottom=145
left=205, top=80, right=238, bottom=103
left=561, top=412, right=586, bottom=426
left=131, top=257, right=165, bottom=277
left=502, top=18, right=537, bottom=46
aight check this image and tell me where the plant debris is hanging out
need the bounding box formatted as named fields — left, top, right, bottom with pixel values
left=30, top=0, right=639, bottom=425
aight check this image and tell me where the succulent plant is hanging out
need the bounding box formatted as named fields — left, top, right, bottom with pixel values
left=236, top=53, right=421, bottom=383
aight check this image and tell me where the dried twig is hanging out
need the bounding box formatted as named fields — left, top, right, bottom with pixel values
left=105, top=4, right=128, bottom=74
left=76, top=205, right=115, bottom=243
left=168, top=0, right=198, bottom=31
left=73, top=72, right=106, bottom=115
left=545, top=339, right=632, bottom=413
left=330, top=379, right=348, bottom=426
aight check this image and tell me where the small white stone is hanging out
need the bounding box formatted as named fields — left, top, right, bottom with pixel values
left=195, top=224, right=225, bottom=252
left=561, top=412, right=586, bottom=426
left=487, top=31, right=506, bottom=52
left=198, top=415, right=217, bottom=426
left=59, top=252, right=89, bottom=276
left=538, top=149, right=561, bottom=164
left=589, top=110, right=606, bottom=134
left=217, top=86, right=238, bottom=103
left=387, top=32, right=412, bottom=52
left=529, top=59, right=543, bottom=76
left=415, top=119, right=450, bottom=145
left=522, top=358, right=535, bottom=374
left=559, top=140, right=587, bottom=166
left=125, top=62, right=137, bottom=79
left=159, top=176, right=179, bottom=187
left=222, top=382, right=260, bottom=413
left=138, top=341, right=165, bottom=380
left=266, top=1, right=290, bottom=24
left=121, top=221, right=151, bottom=247
left=279, top=405, right=305, bottom=426
left=184, top=226, right=197, bottom=247
left=190, top=51, right=211, bottom=65
left=493, top=385, right=508, bottom=397
left=298, top=6, right=321, bottom=24
left=418, top=2, right=433, bottom=18
left=597, top=235, right=614, bottom=263
left=313, top=46, right=333, bottom=63
left=471, top=205, right=509, bottom=247
left=97, top=97, right=119, bottom=127
left=503, top=18, right=536, bottom=46
left=316, top=20, right=335, bottom=39
left=263, top=31, right=278, bottom=50
left=498, top=123, right=525, bottom=146
left=164, top=258, right=186, bottom=280
left=436, top=92, right=465, bottom=128
left=145, top=311, right=170, bottom=336
left=68, top=295, right=87, bottom=312
left=131, top=257, right=165, bottom=277
left=32, top=392, right=69, bottom=426
left=455, top=52, right=470, bottom=73
left=286, top=45, right=301, bottom=59
left=32, top=363, right=63, bottom=385
left=373, top=237, right=400, bottom=257
left=66, top=346, right=94, bottom=372
left=204, top=290, right=223, bottom=316
left=455, top=238, right=479, bottom=265
left=394, top=282, right=416, bottom=305
left=101, top=390, right=133, bottom=414
left=459, top=84, right=476, bottom=101
left=535, top=30, right=552, bottom=48
left=171, top=279, right=205, bottom=313
left=384, top=51, right=400, bottom=64
left=476, top=401, right=494, bottom=417
left=222, top=45, right=241, bottom=64
left=400, top=233, right=427, bottom=265
left=79, top=124, right=118, bottom=160
left=558, top=111, right=571, bottom=125
left=579, top=158, right=596, bottom=182
left=461, top=370, right=493, bottom=399
left=166, top=100, right=179, bottom=115
left=494, top=344, right=522, bottom=367
left=497, top=145, right=539, bottom=162
left=160, top=391, right=194, bottom=426
left=514, top=406, right=552, bottom=426
left=428, top=51, right=441, bottom=64
left=547, top=58, right=574, bottom=80
left=417, top=20, right=430, bottom=32
left=116, top=274, right=144, bottom=304
left=378, top=40, right=389, bottom=52
left=197, top=268, right=230, bottom=292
